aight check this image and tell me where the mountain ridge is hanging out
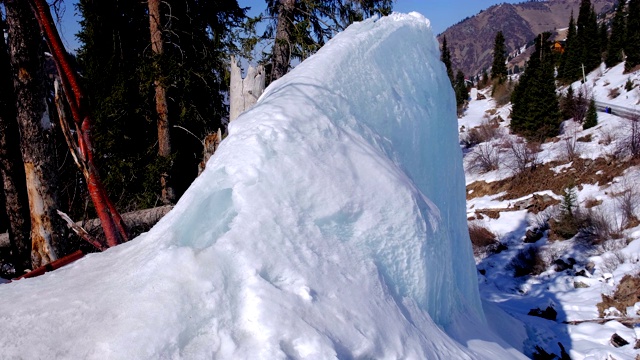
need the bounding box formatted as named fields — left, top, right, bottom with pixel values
left=438, top=0, right=615, bottom=76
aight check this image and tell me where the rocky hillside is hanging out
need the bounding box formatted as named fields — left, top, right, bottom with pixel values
left=438, top=0, right=615, bottom=76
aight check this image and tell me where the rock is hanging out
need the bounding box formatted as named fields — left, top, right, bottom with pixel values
left=478, top=269, right=486, bottom=275
left=635, top=339, right=640, bottom=349
left=585, top=262, right=596, bottom=274
left=477, top=93, right=486, bottom=100
left=524, top=228, right=544, bottom=243
left=512, top=194, right=559, bottom=214
left=554, top=259, right=573, bottom=272
left=493, top=243, right=508, bottom=254
left=528, top=306, right=557, bottom=321
left=573, top=281, right=589, bottom=288
left=610, top=333, right=630, bottom=348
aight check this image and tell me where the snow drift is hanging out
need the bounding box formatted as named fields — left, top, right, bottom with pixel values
left=0, top=13, right=524, bottom=359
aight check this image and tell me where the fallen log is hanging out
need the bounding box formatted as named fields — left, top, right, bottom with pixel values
left=0, top=205, right=173, bottom=248
left=13, top=249, right=84, bottom=280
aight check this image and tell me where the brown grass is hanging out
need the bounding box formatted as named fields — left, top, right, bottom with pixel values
left=597, top=274, right=640, bottom=317
left=467, top=157, right=640, bottom=201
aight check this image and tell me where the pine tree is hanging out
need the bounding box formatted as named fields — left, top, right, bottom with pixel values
left=606, top=0, right=626, bottom=67
left=440, top=36, right=454, bottom=84
left=599, top=20, right=608, bottom=55
left=491, top=31, right=507, bottom=84
left=511, top=33, right=561, bottom=140
left=583, top=98, right=598, bottom=129
left=266, top=0, right=393, bottom=81
left=77, top=0, right=246, bottom=210
left=559, top=12, right=580, bottom=82
left=454, top=70, right=468, bottom=110
left=584, top=5, right=601, bottom=70
left=626, top=0, right=640, bottom=71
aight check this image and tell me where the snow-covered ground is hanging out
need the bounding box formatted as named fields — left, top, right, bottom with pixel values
left=0, top=13, right=527, bottom=359
left=462, top=64, right=640, bottom=359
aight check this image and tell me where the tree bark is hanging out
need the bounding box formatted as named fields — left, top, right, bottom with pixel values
left=148, top=0, right=175, bottom=205
left=5, top=0, right=66, bottom=268
left=272, top=0, right=296, bottom=81
left=27, top=0, right=129, bottom=247
left=0, top=18, right=31, bottom=273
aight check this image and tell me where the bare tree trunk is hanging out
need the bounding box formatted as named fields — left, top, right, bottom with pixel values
left=272, top=0, right=296, bottom=81
left=27, top=0, right=129, bottom=247
left=0, top=20, right=31, bottom=273
left=148, top=0, right=175, bottom=205
left=5, top=0, right=66, bottom=268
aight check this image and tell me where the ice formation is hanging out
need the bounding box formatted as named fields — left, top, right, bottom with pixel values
left=0, top=13, right=524, bottom=359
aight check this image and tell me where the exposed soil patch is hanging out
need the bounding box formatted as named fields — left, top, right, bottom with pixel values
left=597, top=274, right=640, bottom=317
left=467, top=157, right=640, bottom=201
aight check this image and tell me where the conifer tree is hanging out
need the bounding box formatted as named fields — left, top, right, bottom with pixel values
left=441, top=36, right=454, bottom=84
left=583, top=98, right=598, bottom=129
left=606, top=0, right=627, bottom=67
left=559, top=12, right=580, bottom=82
left=511, top=33, right=561, bottom=140
left=266, top=0, right=393, bottom=81
left=625, top=0, right=640, bottom=71
left=77, top=0, right=246, bottom=210
left=491, top=31, right=507, bottom=84
left=454, top=70, right=468, bottom=109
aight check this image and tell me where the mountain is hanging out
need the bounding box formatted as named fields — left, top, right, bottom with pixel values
left=438, top=0, right=615, bottom=76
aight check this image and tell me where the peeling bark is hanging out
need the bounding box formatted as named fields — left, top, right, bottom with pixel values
left=5, top=0, right=66, bottom=267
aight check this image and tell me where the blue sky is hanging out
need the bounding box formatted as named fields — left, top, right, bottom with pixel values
left=58, top=0, right=520, bottom=52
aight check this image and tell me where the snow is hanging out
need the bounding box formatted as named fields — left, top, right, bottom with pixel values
left=461, top=62, right=640, bottom=359
left=0, top=13, right=525, bottom=359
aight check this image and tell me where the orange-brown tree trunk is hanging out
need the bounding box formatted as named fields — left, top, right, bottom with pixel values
left=5, top=0, right=66, bottom=268
left=148, top=0, right=175, bottom=205
left=27, top=0, right=129, bottom=248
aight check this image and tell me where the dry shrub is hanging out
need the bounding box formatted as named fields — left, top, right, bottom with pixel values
left=578, top=208, right=614, bottom=245
left=462, top=118, right=500, bottom=147
left=584, top=198, right=602, bottom=208
left=504, top=138, right=540, bottom=177
left=615, top=187, right=640, bottom=228
left=597, top=274, right=640, bottom=317
left=616, top=116, right=640, bottom=158
left=608, top=87, right=621, bottom=99
left=468, top=222, right=501, bottom=257
left=598, top=128, right=615, bottom=146
left=468, top=143, right=500, bottom=173
left=563, top=133, right=580, bottom=162
left=492, top=81, right=514, bottom=107
left=577, top=134, right=592, bottom=142
left=509, top=246, right=547, bottom=277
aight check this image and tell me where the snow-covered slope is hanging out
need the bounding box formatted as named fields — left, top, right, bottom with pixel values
left=0, top=13, right=525, bottom=359
left=461, top=63, right=640, bottom=359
